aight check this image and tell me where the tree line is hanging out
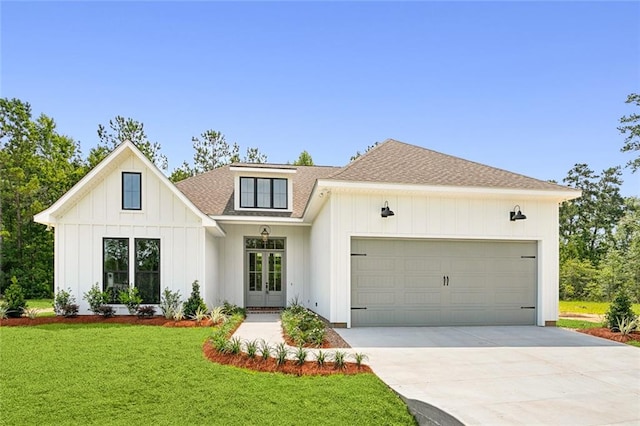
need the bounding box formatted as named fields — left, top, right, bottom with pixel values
left=1, top=95, right=638, bottom=299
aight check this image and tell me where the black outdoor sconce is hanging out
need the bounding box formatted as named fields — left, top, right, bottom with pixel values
left=510, top=205, right=527, bottom=221
left=381, top=201, right=395, bottom=218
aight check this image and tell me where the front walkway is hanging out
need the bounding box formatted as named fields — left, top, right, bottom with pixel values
left=336, top=326, right=640, bottom=425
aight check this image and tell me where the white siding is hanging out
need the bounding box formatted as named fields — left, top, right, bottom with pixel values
left=204, top=231, right=220, bottom=307
left=323, top=191, right=560, bottom=327
left=54, top=151, right=205, bottom=314
left=309, top=199, right=332, bottom=321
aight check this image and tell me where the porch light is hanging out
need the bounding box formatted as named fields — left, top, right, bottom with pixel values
left=259, top=225, right=271, bottom=242
left=510, top=205, right=527, bottom=221
left=381, top=201, right=395, bottom=218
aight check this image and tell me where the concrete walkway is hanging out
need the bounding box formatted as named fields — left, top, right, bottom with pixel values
left=336, top=326, right=640, bottom=426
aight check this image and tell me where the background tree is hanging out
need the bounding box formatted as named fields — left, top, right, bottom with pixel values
left=169, top=129, right=267, bottom=182
left=89, top=116, right=167, bottom=170
left=0, top=98, right=86, bottom=296
left=350, top=142, right=380, bottom=161
left=292, top=150, right=314, bottom=166
left=618, top=93, right=640, bottom=172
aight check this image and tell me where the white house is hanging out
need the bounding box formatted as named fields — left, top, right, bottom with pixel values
left=35, top=139, right=581, bottom=327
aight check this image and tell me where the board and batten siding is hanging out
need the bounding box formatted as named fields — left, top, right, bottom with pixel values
left=315, top=190, right=560, bottom=327
left=215, top=223, right=309, bottom=308
left=308, top=198, right=333, bottom=321
left=53, top=152, right=208, bottom=314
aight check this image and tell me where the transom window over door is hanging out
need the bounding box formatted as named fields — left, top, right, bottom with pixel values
left=122, top=172, right=141, bottom=210
left=240, top=177, right=287, bottom=209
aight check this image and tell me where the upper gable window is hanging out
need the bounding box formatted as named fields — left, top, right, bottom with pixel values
left=240, top=177, right=287, bottom=209
left=122, top=172, right=141, bottom=210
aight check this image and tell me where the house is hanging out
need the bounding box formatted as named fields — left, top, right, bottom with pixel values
left=34, top=139, right=581, bottom=327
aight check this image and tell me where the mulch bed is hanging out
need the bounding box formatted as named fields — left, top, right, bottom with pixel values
left=203, top=340, right=371, bottom=376
left=578, top=327, right=640, bottom=343
left=282, top=327, right=351, bottom=349
left=0, top=315, right=214, bottom=327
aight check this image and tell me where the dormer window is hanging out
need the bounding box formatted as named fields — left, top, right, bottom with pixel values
left=240, top=177, right=287, bottom=209
left=122, top=172, right=141, bottom=210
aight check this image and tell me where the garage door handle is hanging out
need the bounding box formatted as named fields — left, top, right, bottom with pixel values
left=520, top=306, right=535, bottom=309
left=443, top=276, right=449, bottom=286
left=351, top=307, right=367, bottom=310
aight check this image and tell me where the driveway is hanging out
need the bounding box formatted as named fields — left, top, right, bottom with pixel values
left=336, top=326, right=640, bottom=425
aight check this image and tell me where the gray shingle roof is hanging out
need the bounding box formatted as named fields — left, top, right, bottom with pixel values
left=176, top=139, right=573, bottom=218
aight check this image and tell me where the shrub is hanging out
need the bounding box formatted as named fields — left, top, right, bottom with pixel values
left=96, top=305, right=115, bottom=317
left=315, top=350, right=326, bottom=367
left=274, top=343, right=289, bottom=366
left=62, top=304, right=79, bottom=318
left=171, top=305, right=185, bottom=321
left=160, top=288, right=182, bottom=319
left=294, top=346, right=308, bottom=365
left=245, top=340, right=259, bottom=358
left=227, top=337, right=242, bottom=355
left=53, top=288, right=76, bottom=315
left=183, top=280, right=207, bottom=319
left=617, top=317, right=637, bottom=336
left=333, top=350, right=347, bottom=370
left=190, top=306, right=208, bottom=324
left=209, top=306, right=226, bottom=324
left=23, top=307, right=39, bottom=319
left=4, top=277, right=27, bottom=318
left=221, top=301, right=246, bottom=318
left=137, top=305, right=156, bottom=318
left=0, top=301, right=8, bottom=319
left=118, top=287, right=142, bottom=315
left=606, top=288, right=637, bottom=331
left=281, top=306, right=326, bottom=346
left=83, top=283, right=108, bottom=314
left=352, top=352, right=369, bottom=368
left=259, top=340, right=272, bottom=360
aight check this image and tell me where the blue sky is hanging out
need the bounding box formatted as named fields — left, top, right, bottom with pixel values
left=2, top=1, right=639, bottom=195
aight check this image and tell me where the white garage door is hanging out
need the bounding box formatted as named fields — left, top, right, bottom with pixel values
left=351, top=239, right=537, bottom=326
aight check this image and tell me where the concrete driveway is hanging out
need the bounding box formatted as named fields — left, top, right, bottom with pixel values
left=336, top=326, right=640, bottom=425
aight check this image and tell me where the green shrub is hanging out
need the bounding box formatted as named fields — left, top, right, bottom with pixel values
left=221, top=301, right=246, bottom=318
left=4, top=277, right=27, bottom=318
left=606, top=288, right=637, bottom=331
left=137, top=305, right=156, bottom=318
left=118, top=287, right=142, bottom=315
left=160, top=288, right=182, bottom=319
left=54, top=288, right=76, bottom=316
left=0, top=301, right=8, bottom=319
left=183, top=281, right=207, bottom=318
left=274, top=343, right=289, bottom=366
left=294, top=346, right=308, bottom=365
left=333, top=350, right=346, bottom=370
left=245, top=339, right=258, bottom=358
left=83, top=283, right=108, bottom=314
left=281, top=306, right=326, bottom=346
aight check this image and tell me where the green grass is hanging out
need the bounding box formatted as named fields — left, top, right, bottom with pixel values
left=556, top=319, right=603, bottom=329
left=559, top=300, right=640, bottom=315
left=0, top=324, right=415, bottom=425
left=25, top=299, right=54, bottom=309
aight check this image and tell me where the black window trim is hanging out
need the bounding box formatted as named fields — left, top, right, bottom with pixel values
left=122, top=172, right=142, bottom=211
left=239, top=177, right=288, bottom=210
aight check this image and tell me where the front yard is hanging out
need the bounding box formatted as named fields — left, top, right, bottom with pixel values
left=0, top=324, right=415, bottom=425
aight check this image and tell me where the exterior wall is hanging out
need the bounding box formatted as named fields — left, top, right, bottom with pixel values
left=309, top=198, right=333, bottom=321
left=216, top=223, right=309, bottom=308
left=204, top=230, right=220, bottom=307
left=54, top=152, right=205, bottom=314
left=326, top=190, right=561, bottom=327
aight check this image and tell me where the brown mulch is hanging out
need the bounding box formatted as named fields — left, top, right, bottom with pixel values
left=578, top=327, right=640, bottom=343
left=0, top=315, right=215, bottom=327
left=203, top=340, right=371, bottom=376
left=281, top=327, right=351, bottom=349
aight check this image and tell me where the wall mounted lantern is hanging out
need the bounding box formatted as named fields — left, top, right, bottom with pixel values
left=259, top=225, right=271, bottom=242
left=381, top=201, right=395, bottom=218
left=510, top=205, right=527, bottom=221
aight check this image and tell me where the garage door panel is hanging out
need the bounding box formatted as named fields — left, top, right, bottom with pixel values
left=351, top=238, right=537, bottom=326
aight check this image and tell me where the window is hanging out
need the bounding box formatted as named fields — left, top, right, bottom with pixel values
left=103, top=238, right=129, bottom=303
left=239, top=177, right=287, bottom=209
left=122, top=172, right=141, bottom=210
left=135, top=239, right=160, bottom=304
left=102, top=238, right=161, bottom=304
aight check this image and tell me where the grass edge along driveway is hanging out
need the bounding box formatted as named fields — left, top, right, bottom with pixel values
left=0, top=324, right=415, bottom=425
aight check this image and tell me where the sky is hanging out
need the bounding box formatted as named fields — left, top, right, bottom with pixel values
left=1, top=1, right=639, bottom=196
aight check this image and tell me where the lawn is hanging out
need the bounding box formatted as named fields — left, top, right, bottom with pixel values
left=559, top=300, right=640, bottom=315
left=0, top=324, right=415, bottom=425
left=556, top=319, right=604, bottom=329
left=26, top=298, right=54, bottom=310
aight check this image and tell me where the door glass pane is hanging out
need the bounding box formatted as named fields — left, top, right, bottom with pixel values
left=103, top=238, right=129, bottom=303
left=135, top=239, right=160, bottom=304
left=249, top=252, right=262, bottom=291
left=269, top=253, right=282, bottom=292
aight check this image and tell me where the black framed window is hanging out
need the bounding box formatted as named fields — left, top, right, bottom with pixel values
left=103, top=238, right=129, bottom=303
left=239, top=177, right=287, bottom=209
left=135, top=238, right=160, bottom=304
left=122, top=172, right=141, bottom=210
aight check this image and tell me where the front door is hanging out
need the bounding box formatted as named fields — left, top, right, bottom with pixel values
left=245, top=238, right=285, bottom=307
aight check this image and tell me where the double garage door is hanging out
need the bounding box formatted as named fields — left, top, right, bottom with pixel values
left=351, top=238, right=537, bottom=327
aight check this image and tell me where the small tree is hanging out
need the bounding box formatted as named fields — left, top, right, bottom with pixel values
left=83, top=283, right=108, bottom=315
left=4, top=276, right=27, bottom=318
left=605, top=288, right=637, bottom=331
left=183, top=280, right=207, bottom=318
